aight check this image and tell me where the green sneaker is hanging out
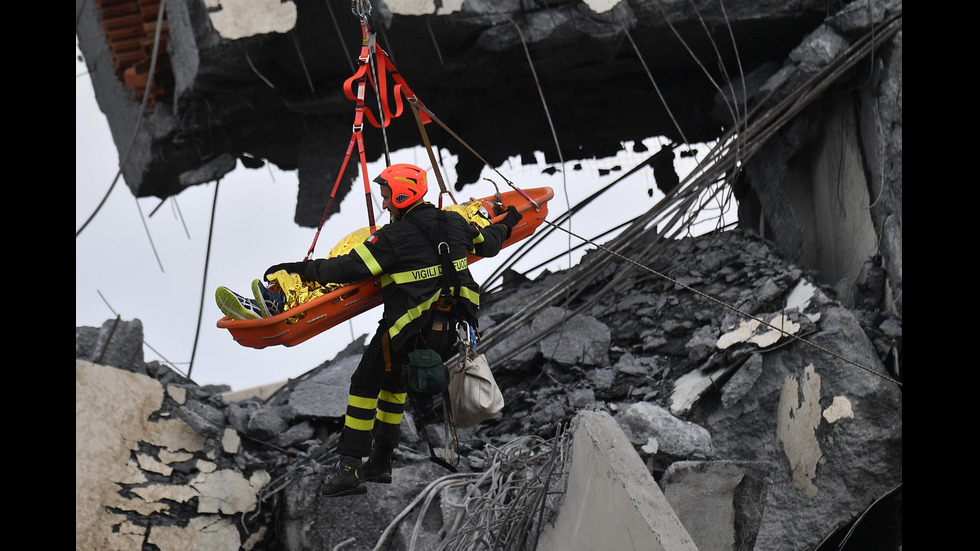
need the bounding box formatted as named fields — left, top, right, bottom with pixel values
left=215, top=286, right=263, bottom=320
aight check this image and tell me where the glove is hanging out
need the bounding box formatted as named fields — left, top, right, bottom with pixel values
left=265, top=261, right=310, bottom=281
left=500, top=205, right=521, bottom=235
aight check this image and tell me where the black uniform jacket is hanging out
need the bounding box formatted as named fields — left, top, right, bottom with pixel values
left=303, top=202, right=510, bottom=351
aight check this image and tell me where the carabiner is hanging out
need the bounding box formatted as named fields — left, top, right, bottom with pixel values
left=352, top=0, right=372, bottom=19
left=456, top=321, right=471, bottom=344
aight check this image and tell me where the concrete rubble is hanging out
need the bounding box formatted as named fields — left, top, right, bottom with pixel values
left=77, top=228, right=902, bottom=551
left=76, top=0, right=901, bottom=549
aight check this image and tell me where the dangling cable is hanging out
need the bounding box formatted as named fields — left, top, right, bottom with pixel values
left=649, top=0, right=740, bottom=131
left=188, top=178, right=220, bottom=379
left=76, top=0, right=169, bottom=238
left=619, top=22, right=690, bottom=146
left=685, top=0, right=743, bottom=136
left=290, top=31, right=315, bottom=93
left=327, top=0, right=355, bottom=73
left=508, top=18, right=568, bottom=213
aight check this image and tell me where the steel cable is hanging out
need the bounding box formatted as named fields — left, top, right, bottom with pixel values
left=474, top=13, right=902, bottom=385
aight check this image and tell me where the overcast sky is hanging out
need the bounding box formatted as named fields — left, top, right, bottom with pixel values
left=76, top=41, right=727, bottom=392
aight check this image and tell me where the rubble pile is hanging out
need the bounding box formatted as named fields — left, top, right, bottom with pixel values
left=77, top=228, right=901, bottom=551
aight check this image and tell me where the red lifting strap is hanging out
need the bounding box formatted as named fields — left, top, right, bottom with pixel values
left=342, top=23, right=431, bottom=129
left=306, top=21, right=432, bottom=260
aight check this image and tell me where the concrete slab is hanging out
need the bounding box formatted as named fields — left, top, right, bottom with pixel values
left=536, top=410, right=699, bottom=551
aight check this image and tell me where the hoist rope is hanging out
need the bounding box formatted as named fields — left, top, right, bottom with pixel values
left=363, top=16, right=393, bottom=166
left=407, top=100, right=542, bottom=210
left=408, top=97, right=455, bottom=206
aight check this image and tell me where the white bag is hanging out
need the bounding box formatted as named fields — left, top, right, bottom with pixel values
left=449, top=351, right=504, bottom=428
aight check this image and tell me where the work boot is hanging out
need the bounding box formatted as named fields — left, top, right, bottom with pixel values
left=361, top=447, right=394, bottom=484
left=320, top=455, right=366, bottom=497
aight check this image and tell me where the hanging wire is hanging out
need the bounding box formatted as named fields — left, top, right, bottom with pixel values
left=326, top=0, right=355, bottom=73
left=475, top=12, right=903, bottom=387
left=506, top=16, right=577, bottom=348
left=686, top=0, right=745, bottom=136
left=290, top=31, right=316, bottom=94
left=650, top=0, right=741, bottom=131
left=134, top=195, right=165, bottom=273
left=95, top=290, right=188, bottom=378
left=76, top=0, right=169, bottom=238
left=480, top=146, right=674, bottom=292
left=425, top=17, right=445, bottom=67
left=187, top=179, right=220, bottom=378
left=147, top=195, right=192, bottom=240
left=245, top=51, right=276, bottom=89
left=619, top=23, right=690, bottom=145
left=171, top=197, right=192, bottom=240
left=507, top=18, right=569, bottom=221
left=717, top=0, right=751, bottom=158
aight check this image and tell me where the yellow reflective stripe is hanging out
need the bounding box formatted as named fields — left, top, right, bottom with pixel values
left=349, top=395, right=378, bottom=410
left=380, top=274, right=393, bottom=287
left=376, top=410, right=403, bottom=425
left=378, top=390, right=407, bottom=405
left=387, top=286, right=481, bottom=340
left=389, top=264, right=442, bottom=284
left=472, top=233, right=485, bottom=244
left=389, top=290, right=443, bottom=339
left=458, top=285, right=480, bottom=308
left=388, top=258, right=469, bottom=284
left=345, top=414, right=374, bottom=432
left=354, top=244, right=383, bottom=275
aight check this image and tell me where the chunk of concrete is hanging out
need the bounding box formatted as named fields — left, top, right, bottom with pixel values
left=660, top=460, right=773, bottom=551
left=536, top=411, right=698, bottom=551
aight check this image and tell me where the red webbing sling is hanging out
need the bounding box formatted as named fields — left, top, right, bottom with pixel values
left=305, top=16, right=434, bottom=261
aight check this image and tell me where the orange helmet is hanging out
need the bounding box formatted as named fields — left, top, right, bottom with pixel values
left=374, top=163, right=428, bottom=209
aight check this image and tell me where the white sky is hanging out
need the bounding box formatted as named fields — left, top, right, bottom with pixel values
left=76, top=41, right=732, bottom=392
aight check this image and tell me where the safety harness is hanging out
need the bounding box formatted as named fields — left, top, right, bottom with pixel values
left=404, top=209, right=472, bottom=322
left=401, top=208, right=473, bottom=472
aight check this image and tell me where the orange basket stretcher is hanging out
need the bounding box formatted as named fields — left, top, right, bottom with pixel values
left=217, top=186, right=554, bottom=349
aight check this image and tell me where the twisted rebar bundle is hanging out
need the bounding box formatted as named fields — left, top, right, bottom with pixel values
left=372, top=424, right=572, bottom=551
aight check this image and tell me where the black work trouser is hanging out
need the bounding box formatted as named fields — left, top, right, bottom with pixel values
left=337, top=318, right=457, bottom=459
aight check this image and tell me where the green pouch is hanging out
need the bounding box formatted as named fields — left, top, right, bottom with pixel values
left=402, top=349, right=450, bottom=396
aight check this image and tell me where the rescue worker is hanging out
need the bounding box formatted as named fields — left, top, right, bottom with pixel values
left=263, top=163, right=521, bottom=497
